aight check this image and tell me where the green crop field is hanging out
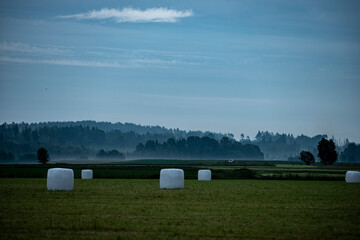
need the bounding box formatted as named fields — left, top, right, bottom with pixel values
left=1, top=178, right=359, bottom=240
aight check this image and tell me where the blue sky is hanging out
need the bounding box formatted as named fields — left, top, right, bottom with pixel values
left=0, top=0, right=359, bottom=142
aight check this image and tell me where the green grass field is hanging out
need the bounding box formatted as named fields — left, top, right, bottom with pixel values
left=1, top=178, right=359, bottom=239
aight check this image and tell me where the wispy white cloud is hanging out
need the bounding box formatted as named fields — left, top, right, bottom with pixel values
left=0, top=56, right=130, bottom=68
left=0, top=41, right=70, bottom=55
left=57, top=7, right=194, bottom=23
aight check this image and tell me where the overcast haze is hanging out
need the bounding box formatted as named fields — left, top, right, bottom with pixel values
left=0, top=0, right=359, bottom=142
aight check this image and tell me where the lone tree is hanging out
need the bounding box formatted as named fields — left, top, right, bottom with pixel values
left=37, top=147, right=50, bottom=164
left=317, top=138, right=338, bottom=165
left=299, top=151, right=315, bottom=165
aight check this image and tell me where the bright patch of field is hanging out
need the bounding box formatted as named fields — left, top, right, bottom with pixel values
left=1, top=179, right=360, bottom=239
left=246, top=165, right=348, bottom=179
left=207, top=164, right=359, bottom=180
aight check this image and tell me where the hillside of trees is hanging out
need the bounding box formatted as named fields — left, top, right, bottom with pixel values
left=0, top=121, right=234, bottom=162
left=133, top=136, right=264, bottom=160
left=23, top=121, right=232, bottom=140
left=253, top=131, right=327, bottom=160
left=252, top=131, right=356, bottom=162
left=340, top=143, right=360, bottom=162
left=0, top=121, right=357, bottom=163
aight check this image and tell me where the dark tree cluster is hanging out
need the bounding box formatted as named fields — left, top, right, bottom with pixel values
left=26, top=120, right=231, bottom=140
left=340, top=143, right=360, bottom=162
left=317, top=138, right=338, bottom=165
left=134, top=136, right=264, bottom=160
left=0, top=122, right=355, bottom=162
left=96, top=149, right=125, bottom=160
left=0, top=122, right=232, bottom=159
left=255, top=131, right=327, bottom=160
left=299, top=151, right=315, bottom=165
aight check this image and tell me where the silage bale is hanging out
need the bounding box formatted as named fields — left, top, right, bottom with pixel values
left=47, top=168, right=74, bottom=191
left=160, top=168, right=184, bottom=189
left=345, top=171, right=360, bottom=183
left=81, top=169, right=93, bottom=179
left=198, top=169, right=211, bottom=181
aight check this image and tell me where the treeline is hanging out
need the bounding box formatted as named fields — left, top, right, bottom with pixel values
left=96, top=149, right=125, bottom=160
left=253, top=131, right=360, bottom=162
left=254, top=131, right=332, bottom=160
left=0, top=122, right=233, bottom=161
left=340, top=143, right=360, bottom=162
left=133, top=137, right=264, bottom=160
left=16, top=121, right=232, bottom=141
left=0, top=123, right=176, bottom=149
left=0, top=122, right=359, bottom=162
left=0, top=121, right=232, bottom=149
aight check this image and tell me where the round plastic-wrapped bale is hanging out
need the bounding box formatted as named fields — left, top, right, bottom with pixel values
left=160, top=168, right=184, bottom=189
left=47, top=168, right=74, bottom=191
left=81, top=169, right=93, bottom=179
left=345, top=171, right=360, bottom=183
left=198, top=169, right=211, bottom=181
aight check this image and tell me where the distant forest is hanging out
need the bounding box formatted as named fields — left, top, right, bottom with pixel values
left=0, top=121, right=359, bottom=163
left=133, top=137, right=264, bottom=160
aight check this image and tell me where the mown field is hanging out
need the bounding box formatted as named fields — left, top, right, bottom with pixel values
left=1, top=178, right=359, bottom=240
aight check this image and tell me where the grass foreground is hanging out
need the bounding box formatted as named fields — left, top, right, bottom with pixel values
left=1, top=178, right=360, bottom=239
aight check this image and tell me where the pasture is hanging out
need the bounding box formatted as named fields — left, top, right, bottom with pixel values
left=1, top=178, right=359, bottom=239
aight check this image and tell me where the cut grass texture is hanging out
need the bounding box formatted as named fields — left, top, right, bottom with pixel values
left=0, top=178, right=359, bottom=239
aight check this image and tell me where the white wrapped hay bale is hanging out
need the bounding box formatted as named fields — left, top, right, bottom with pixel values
left=81, top=169, right=93, bottom=179
left=160, top=168, right=184, bottom=189
left=47, top=168, right=74, bottom=191
left=198, top=169, right=211, bottom=181
left=345, top=171, right=360, bottom=183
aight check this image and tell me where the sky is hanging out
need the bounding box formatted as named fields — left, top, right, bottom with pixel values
left=0, top=0, right=359, bottom=142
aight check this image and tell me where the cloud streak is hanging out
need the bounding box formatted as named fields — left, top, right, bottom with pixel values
left=0, top=41, right=70, bottom=55
left=0, top=56, right=130, bottom=68
left=0, top=41, right=202, bottom=68
left=57, top=7, right=193, bottom=23
left=0, top=56, right=195, bottom=69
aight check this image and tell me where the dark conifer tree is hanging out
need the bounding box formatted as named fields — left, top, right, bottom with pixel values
left=317, top=138, right=338, bottom=165
left=37, top=147, right=50, bottom=164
